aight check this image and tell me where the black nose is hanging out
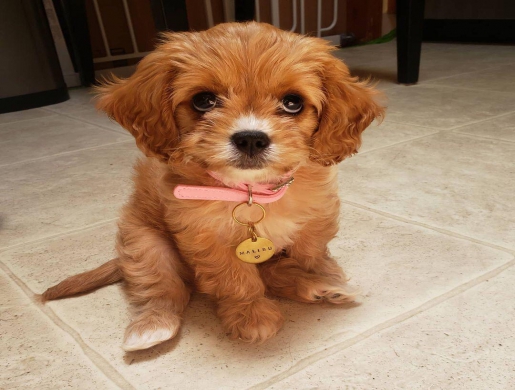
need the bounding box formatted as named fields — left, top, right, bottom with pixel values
left=231, top=131, right=270, bottom=156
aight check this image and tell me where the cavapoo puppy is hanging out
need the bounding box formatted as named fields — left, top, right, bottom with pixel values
left=42, top=22, right=384, bottom=351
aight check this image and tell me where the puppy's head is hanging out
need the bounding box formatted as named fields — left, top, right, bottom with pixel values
left=97, top=22, right=384, bottom=183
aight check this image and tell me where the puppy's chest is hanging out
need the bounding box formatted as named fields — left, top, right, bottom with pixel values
left=253, top=211, right=302, bottom=250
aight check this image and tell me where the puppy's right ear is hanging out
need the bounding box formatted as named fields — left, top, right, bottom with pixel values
left=95, top=49, right=178, bottom=162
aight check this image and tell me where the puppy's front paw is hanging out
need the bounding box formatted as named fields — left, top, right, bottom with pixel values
left=218, top=298, right=284, bottom=343
left=123, top=312, right=181, bottom=351
left=309, top=284, right=358, bottom=304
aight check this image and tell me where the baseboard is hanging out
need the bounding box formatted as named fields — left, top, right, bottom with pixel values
left=0, top=87, right=69, bottom=114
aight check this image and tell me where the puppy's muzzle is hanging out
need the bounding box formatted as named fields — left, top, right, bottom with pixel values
left=231, top=131, right=270, bottom=157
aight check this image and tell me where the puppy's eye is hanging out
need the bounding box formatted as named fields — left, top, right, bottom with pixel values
left=192, top=92, right=217, bottom=112
left=281, top=94, right=303, bottom=114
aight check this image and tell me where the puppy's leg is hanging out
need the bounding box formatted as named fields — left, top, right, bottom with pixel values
left=118, top=226, right=192, bottom=351
left=259, top=256, right=355, bottom=304
left=181, top=241, right=283, bottom=343
left=260, top=215, right=356, bottom=304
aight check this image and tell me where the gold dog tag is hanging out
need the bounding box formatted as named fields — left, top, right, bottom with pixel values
left=236, top=237, right=275, bottom=264
left=232, top=201, right=275, bottom=263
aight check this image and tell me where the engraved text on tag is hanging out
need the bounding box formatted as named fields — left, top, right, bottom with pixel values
left=236, top=237, right=275, bottom=264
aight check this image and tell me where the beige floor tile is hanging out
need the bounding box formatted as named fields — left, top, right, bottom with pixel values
left=340, top=40, right=503, bottom=93
left=418, top=44, right=515, bottom=74
left=64, top=107, right=126, bottom=133
left=346, top=42, right=515, bottom=90
left=0, top=115, right=130, bottom=167
left=0, top=270, right=118, bottom=390
left=44, top=88, right=97, bottom=115
left=0, top=142, right=139, bottom=249
left=339, top=41, right=515, bottom=71
left=2, top=204, right=511, bottom=389
left=426, top=64, right=515, bottom=94
left=345, top=59, right=398, bottom=90
left=360, top=120, right=439, bottom=154
left=0, top=108, right=54, bottom=125
left=452, top=113, right=515, bottom=143
left=335, top=41, right=397, bottom=68
left=335, top=42, right=400, bottom=91
left=44, top=88, right=125, bottom=133
left=339, top=132, right=515, bottom=249
left=349, top=66, right=398, bottom=91
left=382, top=85, right=515, bottom=129
left=269, top=265, right=515, bottom=390
left=426, top=42, right=515, bottom=63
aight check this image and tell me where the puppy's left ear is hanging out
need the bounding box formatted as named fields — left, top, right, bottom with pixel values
left=310, top=57, right=385, bottom=166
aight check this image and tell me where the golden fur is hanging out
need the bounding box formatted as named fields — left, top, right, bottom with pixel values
left=42, top=22, right=384, bottom=351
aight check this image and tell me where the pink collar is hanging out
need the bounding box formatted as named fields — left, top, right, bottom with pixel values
left=173, top=171, right=294, bottom=203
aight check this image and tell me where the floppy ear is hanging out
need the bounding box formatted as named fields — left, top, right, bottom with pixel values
left=95, top=48, right=178, bottom=162
left=310, top=57, right=384, bottom=166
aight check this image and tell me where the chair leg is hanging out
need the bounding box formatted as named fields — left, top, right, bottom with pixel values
left=396, top=0, right=425, bottom=84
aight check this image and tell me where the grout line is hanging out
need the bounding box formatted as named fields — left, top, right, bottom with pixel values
left=0, top=114, right=58, bottom=128
left=360, top=107, right=515, bottom=158
left=451, top=131, right=515, bottom=145
left=340, top=200, right=515, bottom=255
left=250, top=257, right=515, bottom=390
left=412, top=83, right=515, bottom=96
left=446, top=109, right=515, bottom=131
left=0, top=218, right=119, bottom=254
left=418, top=63, right=512, bottom=85
left=372, top=109, right=515, bottom=154
left=357, top=131, right=440, bottom=156
left=360, top=115, right=515, bottom=157
left=0, top=260, right=135, bottom=390
left=0, top=139, right=134, bottom=169
left=43, top=109, right=129, bottom=136
left=374, top=120, right=442, bottom=131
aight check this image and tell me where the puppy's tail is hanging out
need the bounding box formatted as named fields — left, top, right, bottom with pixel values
left=40, top=258, right=122, bottom=301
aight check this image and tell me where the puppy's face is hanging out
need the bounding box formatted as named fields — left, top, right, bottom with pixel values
left=97, top=23, right=383, bottom=183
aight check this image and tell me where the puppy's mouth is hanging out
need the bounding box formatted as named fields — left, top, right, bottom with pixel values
left=230, top=155, right=269, bottom=170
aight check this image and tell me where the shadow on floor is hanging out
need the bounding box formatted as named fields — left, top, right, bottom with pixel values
left=351, top=67, right=398, bottom=84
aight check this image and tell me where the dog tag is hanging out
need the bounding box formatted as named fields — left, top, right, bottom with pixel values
left=232, top=201, right=275, bottom=263
left=236, top=237, right=275, bottom=264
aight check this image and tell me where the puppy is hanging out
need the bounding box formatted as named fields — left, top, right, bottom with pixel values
left=42, top=22, right=384, bottom=351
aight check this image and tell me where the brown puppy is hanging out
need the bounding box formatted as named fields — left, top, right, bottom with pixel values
left=43, top=22, right=384, bottom=351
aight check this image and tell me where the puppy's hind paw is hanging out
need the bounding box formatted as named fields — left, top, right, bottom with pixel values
left=123, top=314, right=181, bottom=351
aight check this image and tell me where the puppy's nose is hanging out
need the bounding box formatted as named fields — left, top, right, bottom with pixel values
left=231, top=131, right=270, bottom=156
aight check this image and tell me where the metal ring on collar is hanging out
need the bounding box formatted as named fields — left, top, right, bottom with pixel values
left=232, top=202, right=266, bottom=226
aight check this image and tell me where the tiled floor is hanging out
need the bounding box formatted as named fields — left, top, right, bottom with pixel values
left=1, top=41, right=514, bottom=389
